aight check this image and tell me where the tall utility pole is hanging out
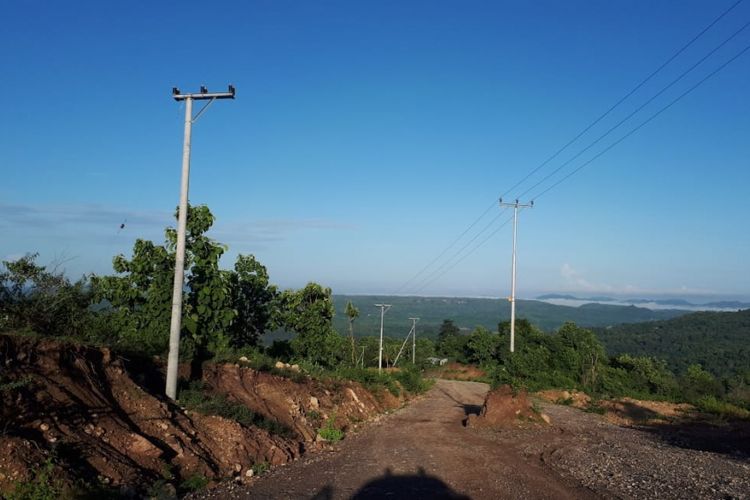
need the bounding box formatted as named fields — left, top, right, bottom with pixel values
left=498, top=198, right=533, bottom=353
left=165, top=85, right=236, bottom=401
left=393, top=317, right=419, bottom=367
left=374, top=304, right=391, bottom=373
left=410, top=317, right=419, bottom=364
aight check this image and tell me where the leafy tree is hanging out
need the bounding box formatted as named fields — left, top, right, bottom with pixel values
left=438, top=319, right=460, bottom=341
left=277, top=283, right=344, bottom=367
left=226, top=255, right=278, bottom=348
left=345, top=301, right=360, bottom=365
left=466, top=326, right=501, bottom=365
left=682, top=364, right=723, bottom=401
left=92, top=205, right=236, bottom=357
left=0, top=253, right=96, bottom=338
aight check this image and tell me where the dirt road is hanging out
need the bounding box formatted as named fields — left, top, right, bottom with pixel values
left=197, top=379, right=596, bottom=499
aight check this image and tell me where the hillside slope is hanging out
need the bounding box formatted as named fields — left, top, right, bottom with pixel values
left=331, top=295, right=687, bottom=336
left=594, top=309, right=750, bottom=377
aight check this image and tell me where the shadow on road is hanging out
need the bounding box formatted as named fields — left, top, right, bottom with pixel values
left=436, top=386, right=483, bottom=415
left=311, top=468, right=471, bottom=500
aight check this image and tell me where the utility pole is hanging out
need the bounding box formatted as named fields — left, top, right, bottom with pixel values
left=410, top=317, right=419, bottom=364
left=393, top=317, right=419, bottom=367
left=498, top=198, right=533, bottom=353
left=375, top=304, right=391, bottom=373
left=165, top=85, right=235, bottom=401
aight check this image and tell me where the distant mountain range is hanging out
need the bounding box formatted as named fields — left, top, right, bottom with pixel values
left=329, top=295, right=687, bottom=337
left=536, top=294, right=750, bottom=311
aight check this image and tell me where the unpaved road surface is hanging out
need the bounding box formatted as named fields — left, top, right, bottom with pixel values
left=195, top=379, right=750, bottom=499
left=196, top=379, right=595, bottom=499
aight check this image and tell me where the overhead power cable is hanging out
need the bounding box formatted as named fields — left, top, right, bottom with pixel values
left=530, top=40, right=750, bottom=202
left=390, top=0, right=743, bottom=295
left=411, top=214, right=516, bottom=295
left=393, top=199, right=497, bottom=294
left=516, top=17, right=750, bottom=200
left=503, top=0, right=745, bottom=199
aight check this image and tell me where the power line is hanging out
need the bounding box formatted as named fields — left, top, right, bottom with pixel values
left=416, top=38, right=750, bottom=289
left=516, top=17, right=750, bottom=200
left=502, top=0, right=745, bottom=199
left=393, top=199, right=497, bottom=294
left=410, top=214, right=515, bottom=295
left=404, top=208, right=508, bottom=294
left=391, top=0, right=743, bottom=295
left=530, top=40, right=750, bottom=202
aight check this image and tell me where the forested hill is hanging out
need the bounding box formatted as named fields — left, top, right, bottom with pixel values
left=594, top=309, right=750, bottom=378
left=331, top=295, right=687, bottom=337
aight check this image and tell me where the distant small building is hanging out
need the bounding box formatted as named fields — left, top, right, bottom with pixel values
left=426, top=357, right=449, bottom=366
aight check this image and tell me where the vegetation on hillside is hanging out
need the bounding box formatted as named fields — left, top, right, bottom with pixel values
left=329, top=294, right=687, bottom=336
left=432, top=317, right=750, bottom=418
left=593, top=309, right=750, bottom=378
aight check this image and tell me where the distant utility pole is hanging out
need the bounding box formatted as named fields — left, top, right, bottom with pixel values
left=393, top=317, right=419, bottom=367
left=498, top=198, right=533, bottom=353
left=375, top=304, right=391, bottom=373
left=165, top=85, right=236, bottom=401
left=410, top=317, right=418, bottom=364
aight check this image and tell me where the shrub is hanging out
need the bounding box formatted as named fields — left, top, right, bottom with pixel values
left=318, top=416, right=344, bottom=442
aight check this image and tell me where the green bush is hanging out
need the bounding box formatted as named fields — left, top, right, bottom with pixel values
left=318, top=416, right=344, bottom=442
left=7, top=457, right=62, bottom=500
left=695, top=396, right=750, bottom=420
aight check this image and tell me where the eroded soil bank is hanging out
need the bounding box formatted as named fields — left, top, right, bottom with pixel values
left=0, top=334, right=404, bottom=496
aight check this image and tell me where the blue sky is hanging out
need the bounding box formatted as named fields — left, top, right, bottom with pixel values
left=1, top=0, right=749, bottom=300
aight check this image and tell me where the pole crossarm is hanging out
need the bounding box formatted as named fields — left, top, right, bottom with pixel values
left=172, top=84, right=236, bottom=101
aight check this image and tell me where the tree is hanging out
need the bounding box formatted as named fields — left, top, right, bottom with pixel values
left=277, top=283, right=344, bottom=367
left=345, top=301, right=360, bottom=365
left=92, top=205, right=236, bottom=357
left=466, top=326, right=501, bottom=365
left=437, top=319, right=469, bottom=362
left=227, top=255, right=278, bottom=348
left=0, top=254, right=95, bottom=338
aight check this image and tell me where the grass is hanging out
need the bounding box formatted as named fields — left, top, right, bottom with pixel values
left=178, top=381, right=292, bottom=436
left=317, top=416, right=344, bottom=442
left=695, top=396, right=750, bottom=420
left=6, top=457, right=62, bottom=500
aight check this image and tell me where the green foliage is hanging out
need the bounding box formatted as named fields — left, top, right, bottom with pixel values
left=318, top=416, right=344, bottom=442
left=91, top=205, right=279, bottom=358
left=179, top=474, right=209, bottom=493
left=277, top=283, right=345, bottom=367
left=436, top=319, right=469, bottom=361
left=694, top=396, right=750, bottom=420
left=0, top=254, right=100, bottom=339
left=6, top=456, right=62, bottom=500
left=178, top=381, right=290, bottom=436
left=251, top=462, right=270, bottom=476
left=330, top=294, right=686, bottom=337
left=594, top=309, right=750, bottom=379
left=393, top=366, right=433, bottom=394
left=466, top=326, right=502, bottom=365
left=486, top=322, right=596, bottom=391
left=226, top=255, right=277, bottom=348
left=602, top=354, right=679, bottom=399
left=681, top=364, right=723, bottom=402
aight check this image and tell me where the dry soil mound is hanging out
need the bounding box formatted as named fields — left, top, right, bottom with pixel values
left=467, top=385, right=546, bottom=428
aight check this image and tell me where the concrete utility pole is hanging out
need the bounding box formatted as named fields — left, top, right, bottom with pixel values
left=410, top=317, right=418, bottom=364
left=165, top=85, right=235, bottom=401
left=393, top=317, right=419, bottom=367
left=375, top=304, right=391, bottom=373
left=498, top=198, right=533, bottom=353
